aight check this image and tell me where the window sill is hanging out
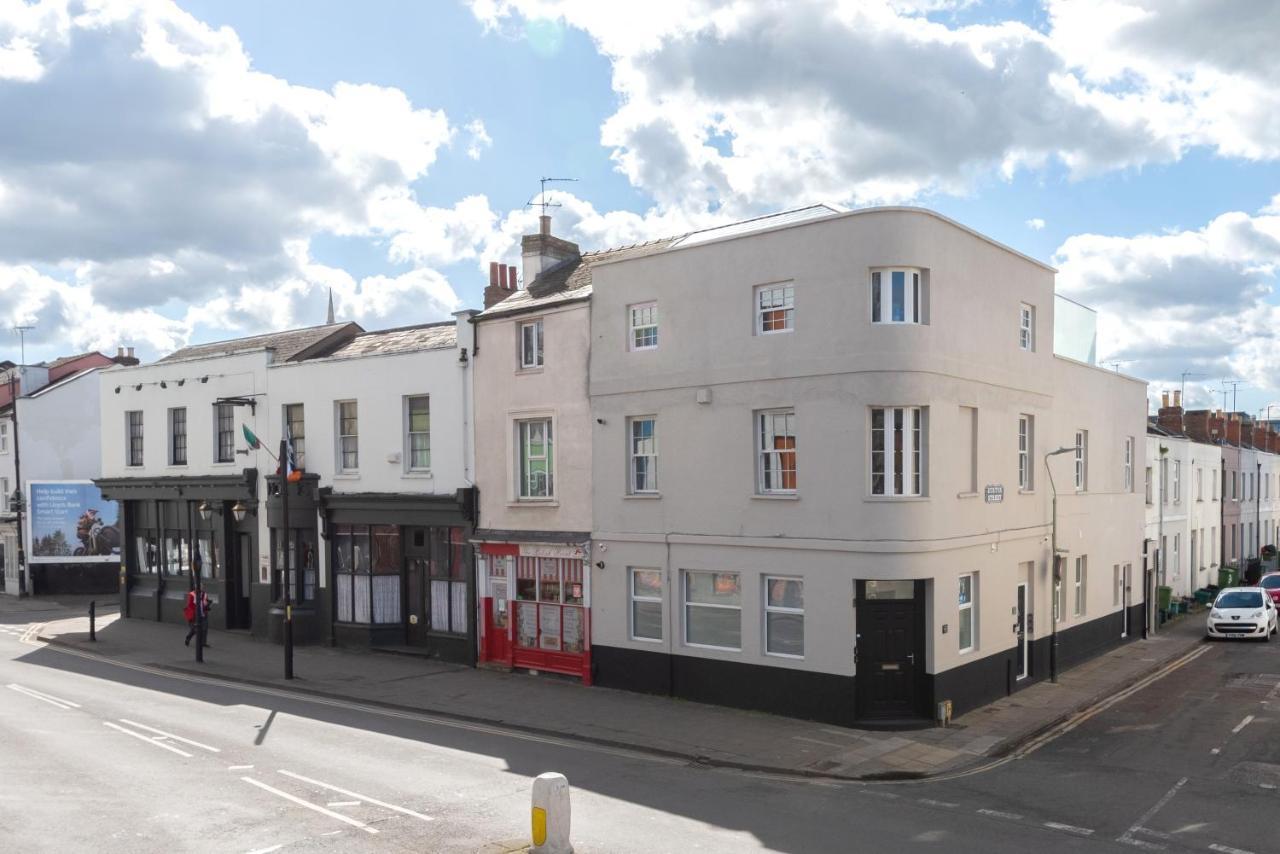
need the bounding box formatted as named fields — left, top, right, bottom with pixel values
left=211, top=461, right=237, bottom=467
left=753, top=493, right=799, bottom=501
left=684, top=642, right=742, bottom=653
left=765, top=651, right=805, bottom=661
left=629, top=635, right=664, bottom=644
left=624, top=493, right=661, bottom=500
left=165, top=464, right=188, bottom=470
left=402, top=471, right=434, bottom=479
left=957, top=491, right=978, bottom=499
left=508, top=499, right=559, bottom=508
left=864, top=495, right=928, bottom=502
left=516, top=367, right=544, bottom=375
left=959, top=647, right=975, bottom=656
left=333, top=473, right=361, bottom=480
left=1019, top=488, right=1036, bottom=495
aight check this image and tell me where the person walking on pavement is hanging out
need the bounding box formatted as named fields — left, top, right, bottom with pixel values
left=184, top=588, right=212, bottom=647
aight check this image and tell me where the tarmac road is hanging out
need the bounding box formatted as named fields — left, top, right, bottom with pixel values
left=1, top=602, right=1277, bottom=853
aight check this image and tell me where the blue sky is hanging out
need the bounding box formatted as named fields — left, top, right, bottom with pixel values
left=0, top=0, right=1278, bottom=414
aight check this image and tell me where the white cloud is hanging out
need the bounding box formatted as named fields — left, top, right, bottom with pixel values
left=1026, top=218, right=1045, bottom=231
left=471, top=0, right=1280, bottom=215
left=0, top=0, right=477, bottom=360
left=1055, top=202, right=1280, bottom=401
left=463, top=119, right=492, bottom=160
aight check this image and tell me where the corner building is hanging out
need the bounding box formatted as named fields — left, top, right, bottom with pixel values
left=586, top=206, right=1148, bottom=725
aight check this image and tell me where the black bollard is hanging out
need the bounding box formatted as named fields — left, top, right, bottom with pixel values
left=89, top=600, right=96, bottom=642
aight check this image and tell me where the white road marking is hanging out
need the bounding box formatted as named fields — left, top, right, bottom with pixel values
left=103, top=721, right=193, bottom=757
left=228, top=765, right=255, bottom=771
left=1116, top=777, right=1187, bottom=851
left=1211, top=748, right=1221, bottom=754
left=1209, top=845, right=1255, bottom=854
left=1231, top=715, right=1254, bottom=734
left=1135, top=827, right=1172, bottom=839
left=1045, top=822, right=1094, bottom=836
left=7, top=683, right=80, bottom=708
left=6, top=686, right=75, bottom=711
left=240, top=777, right=378, bottom=834
left=277, top=769, right=434, bottom=822
left=327, top=801, right=361, bottom=807
left=244, top=846, right=283, bottom=854
left=118, top=719, right=221, bottom=752
left=917, top=798, right=959, bottom=808
left=977, top=808, right=1023, bottom=821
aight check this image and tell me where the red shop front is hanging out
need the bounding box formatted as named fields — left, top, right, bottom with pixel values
left=477, top=542, right=591, bottom=684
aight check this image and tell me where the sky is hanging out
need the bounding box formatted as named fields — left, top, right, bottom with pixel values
left=1, top=0, right=1279, bottom=415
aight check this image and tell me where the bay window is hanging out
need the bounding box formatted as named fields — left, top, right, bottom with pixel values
left=871, top=406, right=925, bottom=496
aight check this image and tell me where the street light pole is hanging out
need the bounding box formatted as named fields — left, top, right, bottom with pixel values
left=1045, top=445, right=1079, bottom=683
left=279, top=438, right=294, bottom=680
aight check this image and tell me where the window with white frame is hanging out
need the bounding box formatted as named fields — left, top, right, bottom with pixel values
left=757, top=409, right=797, bottom=494
left=630, top=568, right=663, bottom=642
left=337, top=400, right=358, bottom=472
left=1196, top=466, right=1203, bottom=501
left=628, top=417, right=657, bottom=494
left=1054, top=567, right=1064, bottom=623
left=1019, top=303, right=1035, bottom=351
left=764, top=577, right=804, bottom=657
left=1074, top=430, right=1088, bottom=490
left=406, top=395, right=430, bottom=471
left=958, top=573, right=975, bottom=652
left=870, top=268, right=922, bottom=324
left=1173, top=533, right=1180, bottom=578
left=215, top=403, right=235, bottom=463
left=0, top=477, right=9, bottom=512
left=284, top=403, right=305, bottom=466
left=1212, top=527, right=1217, bottom=566
left=1213, top=468, right=1218, bottom=501
left=1074, top=555, right=1087, bottom=617
left=1124, top=437, right=1133, bottom=492
left=1113, top=564, right=1122, bottom=608
left=1018, top=416, right=1033, bottom=490
left=1145, top=466, right=1153, bottom=505
left=517, top=418, right=554, bottom=499
left=126, top=411, right=143, bottom=467
left=756, top=283, right=794, bottom=334
left=1173, top=460, right=1181, bottom=503
left=871, top=406, right=925, bottom=496
left=168, top=407, right=187, bottom=466
left=630, top=302, right=658, bottom=350
left=0, top=421, right=9, bottom=453
left=519, top=319, right=544, bottom=369
left=684, top=570, right=741, bottom=650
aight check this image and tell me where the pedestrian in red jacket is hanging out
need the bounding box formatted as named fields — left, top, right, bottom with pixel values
left=184, top=589, right=212, bottom=647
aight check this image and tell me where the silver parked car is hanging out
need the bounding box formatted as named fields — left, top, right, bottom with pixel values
left=1206, top=587, right=1278, bottom=641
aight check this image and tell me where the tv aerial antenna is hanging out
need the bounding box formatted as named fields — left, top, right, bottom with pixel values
left=527, top=176, right=578, bottom=216
left=13, top=325, right=34, bottom=366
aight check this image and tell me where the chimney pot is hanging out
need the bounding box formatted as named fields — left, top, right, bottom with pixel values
left=489, top=261, right=499, bottom=288
left=1161, top=391, right=1169, bottom=408
left=1173, top=389, right=1181, bottom=407
left=540, top=214, right=551, bottom=236
left=127, top=346, right=135, bottom=358
left=507, top=264, right=518, bottom=290
left=116, top=346, right=125, bottom=358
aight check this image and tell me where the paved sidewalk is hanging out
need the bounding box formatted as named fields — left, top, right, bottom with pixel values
left=28, top=604, right=1208, bottom=781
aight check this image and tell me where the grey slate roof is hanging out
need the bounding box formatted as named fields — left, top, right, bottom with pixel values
left=325, top=322, right=457, bottom=358
left=156, top=322, right=363, bottom=364
left=478, top=238, right=680, bottom=320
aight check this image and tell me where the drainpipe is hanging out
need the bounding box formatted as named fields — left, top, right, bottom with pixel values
left=1156, top=445, right=1167, bottom=635
left=1045, top=445, right=1078, bottom=683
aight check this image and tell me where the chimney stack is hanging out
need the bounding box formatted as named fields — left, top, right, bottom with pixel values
left=1226, top=413, right=1242, bottom=446
left=540, top=214, right=551, bottom=236
left=522, top=216, right=581, bottom=288
left=1183, top=409, right=1227, bottom=445
left=1157, top=389, right=1185, bottom=435
left=483, top=261, right=523, bottom=309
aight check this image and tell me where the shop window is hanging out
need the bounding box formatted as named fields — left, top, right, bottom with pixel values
left=164, top=533, right=189, bottom=577
left=333, top=524, right=397, bottom=624
left=134, top=533, right=159, bottom=574
left=272, top=527, right=318, bottom=604
left=428, top=527, right=467, bottom=634
left=514, top=556, right=585, bottom=653
left=764, top=576, right=804, bottom=657
left=195, top=531, right=219, bottom=580
left=684, top=570, right=741, bottom=650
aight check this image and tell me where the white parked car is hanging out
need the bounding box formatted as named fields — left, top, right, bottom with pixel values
left=1206, top=587, right=1278, bottom=641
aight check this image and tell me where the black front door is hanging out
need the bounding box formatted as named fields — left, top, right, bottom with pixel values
left=227, top=533, right=253, bottom=630
left=405, top=527, right=429, bottom=647
left=1016, top=583, right=1028, bottom=680
left=856, top=580, right=923, bottom=719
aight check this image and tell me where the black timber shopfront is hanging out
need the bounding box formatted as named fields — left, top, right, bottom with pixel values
left=97, top=470, right=259, bottom=630
left=276, top=487, right=477, bottom=663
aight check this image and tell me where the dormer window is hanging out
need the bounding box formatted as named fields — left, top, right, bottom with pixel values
left=871, top=268, right=923, bottom=325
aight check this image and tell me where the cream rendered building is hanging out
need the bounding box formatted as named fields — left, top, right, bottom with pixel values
left=585, top=207, right=1147, bottom=725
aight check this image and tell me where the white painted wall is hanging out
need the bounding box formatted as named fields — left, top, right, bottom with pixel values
left=18, top=369, right=104, bottom=482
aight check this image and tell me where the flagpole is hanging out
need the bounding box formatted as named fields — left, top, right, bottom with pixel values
left=280, top=437, right=294, bottom=680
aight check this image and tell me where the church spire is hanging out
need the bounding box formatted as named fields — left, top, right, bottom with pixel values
left=326, top=288, right=335, bottom=324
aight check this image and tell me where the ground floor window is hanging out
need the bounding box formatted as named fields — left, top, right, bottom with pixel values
left=630, top=568, right=663, bottom=641
left=333, top=524, right=398, bottom=624
left=514, top=557, right=585, bottom=653
left=271, top=526, right=318, bottom=604
left=764, top=576, right=804, bottom=657
left=958, top=573, right=975, bottom=652
left=428, top=527, right=468, bottom=634
left=684, top=570, right=741, bottom=650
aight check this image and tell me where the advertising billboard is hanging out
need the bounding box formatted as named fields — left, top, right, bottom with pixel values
left=27, top=481, right=121, bottom=563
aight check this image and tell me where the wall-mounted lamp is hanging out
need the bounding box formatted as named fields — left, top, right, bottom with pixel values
left=458, top=347, right=469, bottom=364
left=177, top=379, right=185, bottom=387
left=134, top=384, right=142, bottom=391
left=596, top=417, right=606, bottom=425
left=595, top=561, right=605, bottom=570
left=198, top=500, right=214, bottom=521
left=200, top=376, right=209, bottom=383
left=231, top=500, right=250, bottom=522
